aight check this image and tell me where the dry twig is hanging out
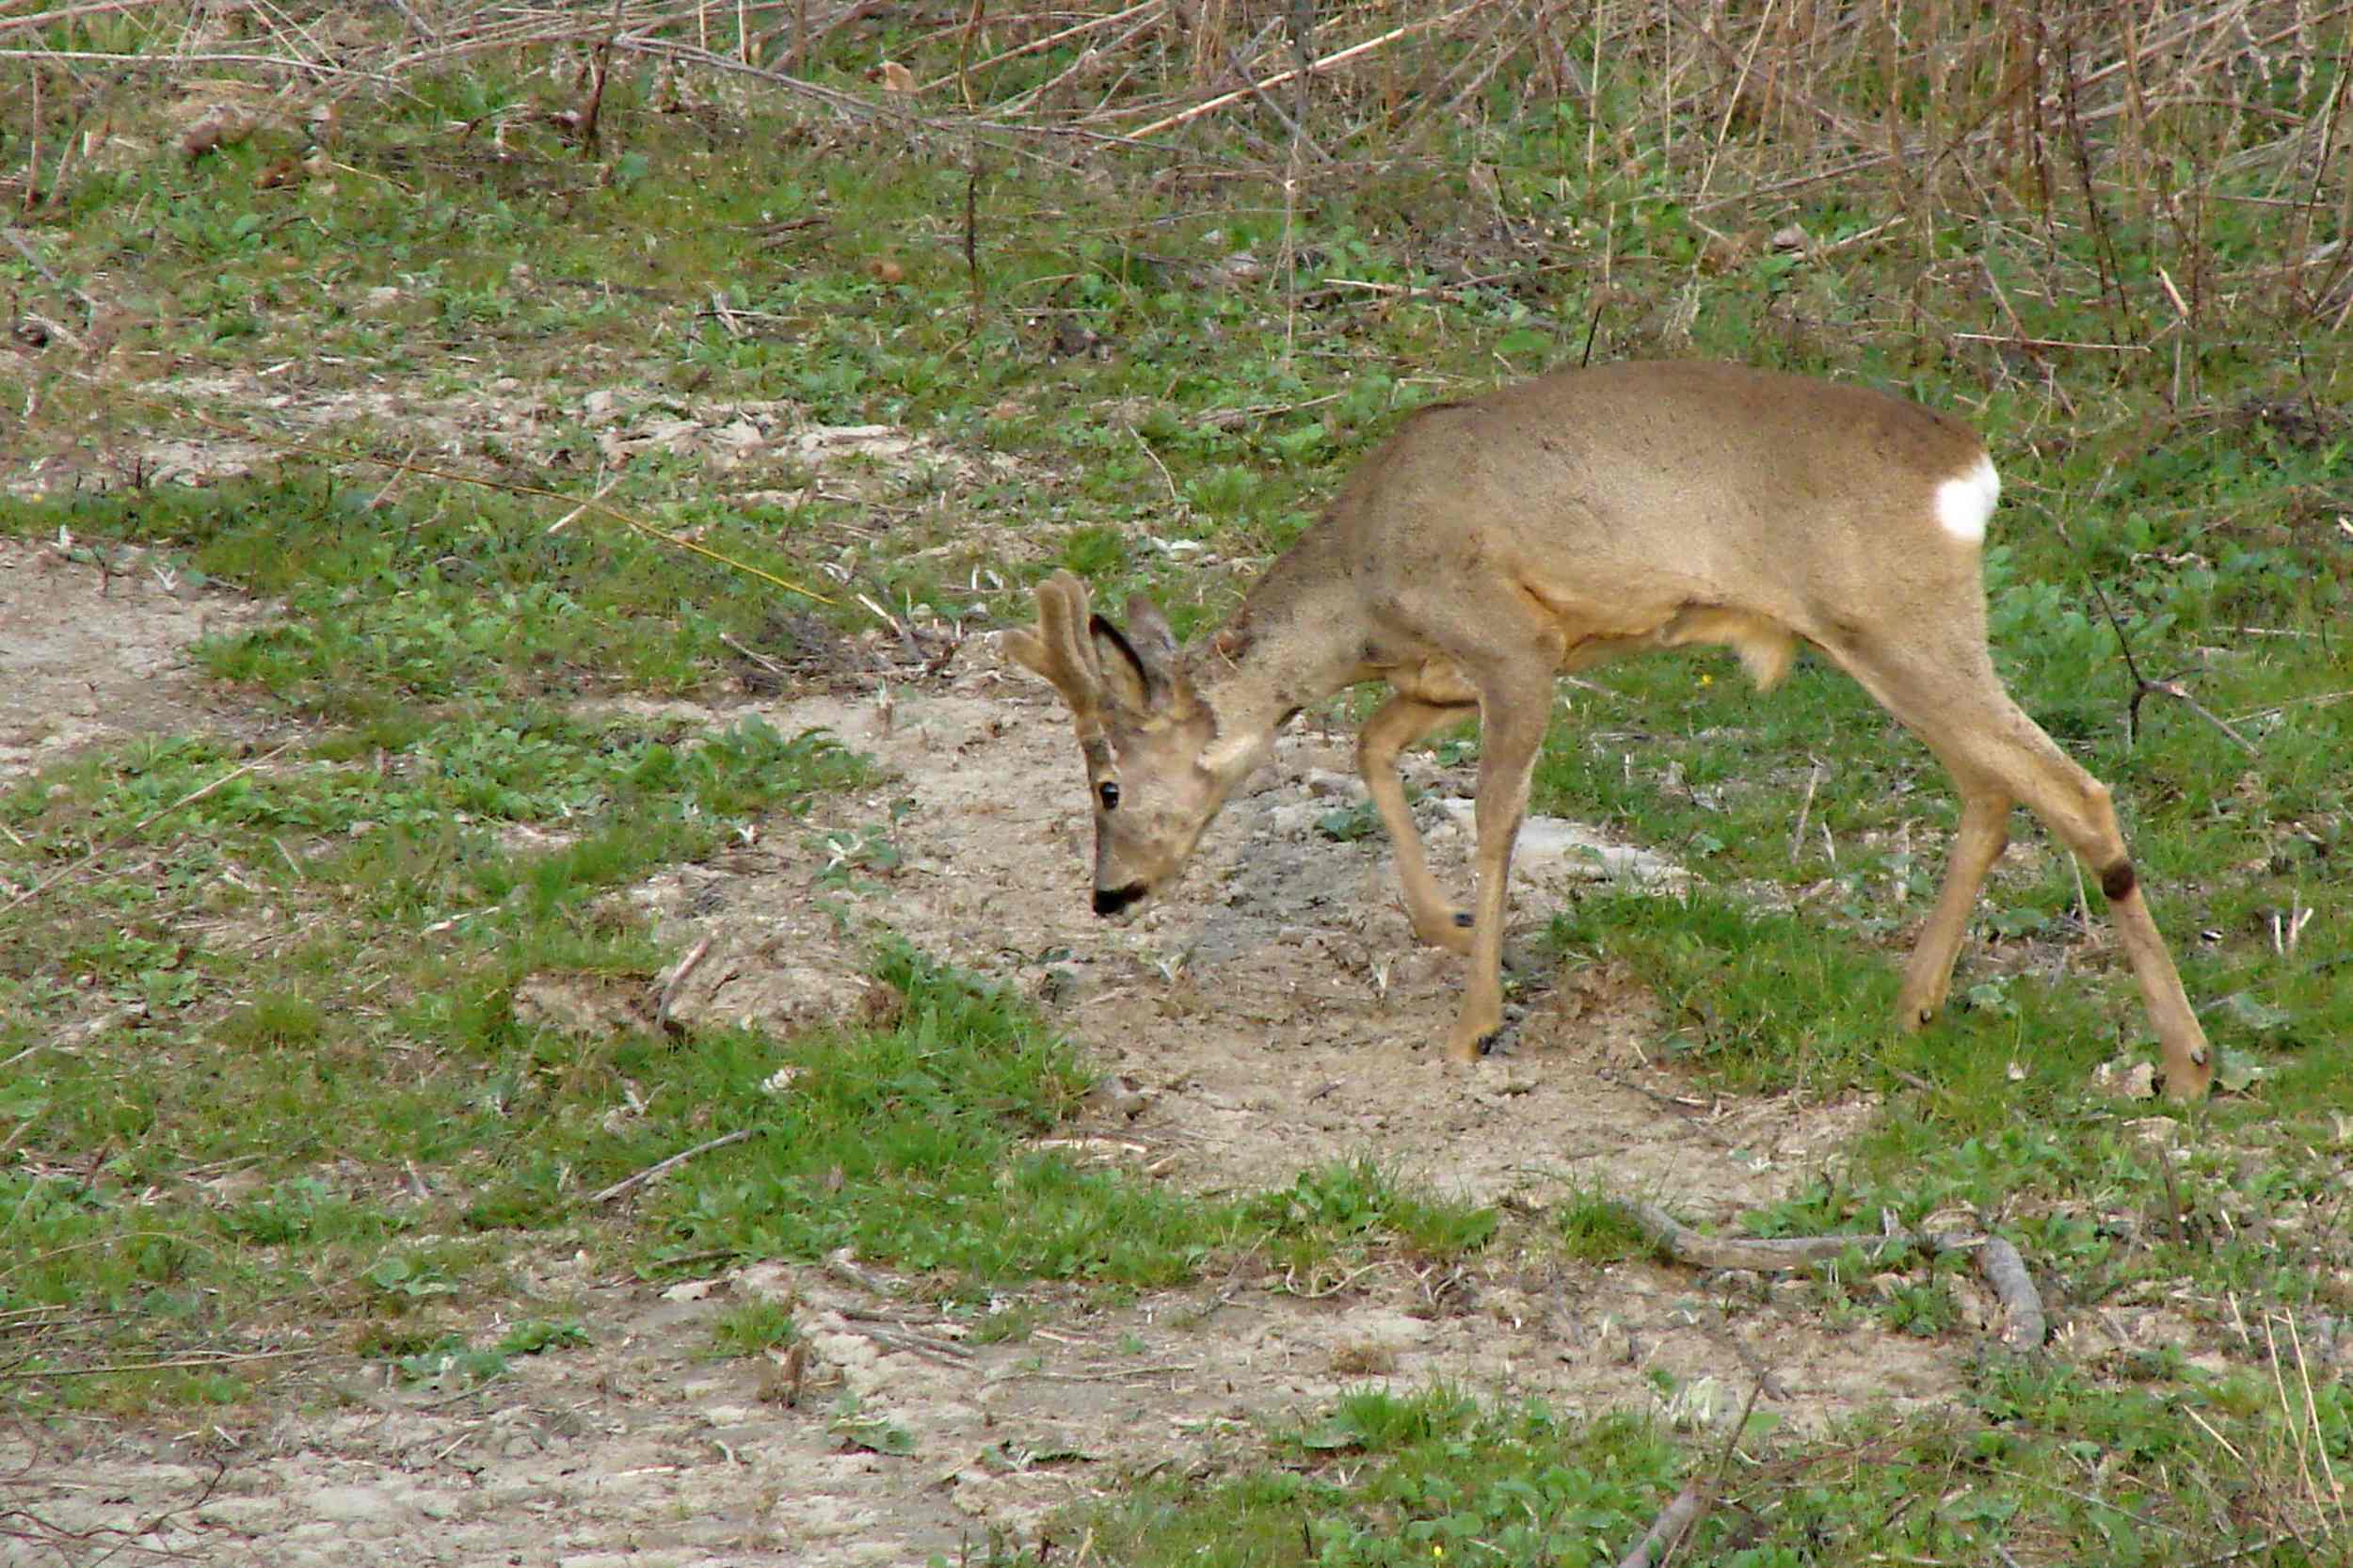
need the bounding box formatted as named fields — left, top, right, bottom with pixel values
left=2085, top=577, right=2259, bottom=755
left=652, top=934, right=714, bottom=1030
left=586, top=1127, right=759, bottom=1204
left=1124, top=0, right=1496, bottom=139
left=1615, top=1382, right=1763, bottom=1568
left=1, top=741, right=296, bottom=916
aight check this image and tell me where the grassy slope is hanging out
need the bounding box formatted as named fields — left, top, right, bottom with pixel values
left=2, top=2, right=2349, bottom=1560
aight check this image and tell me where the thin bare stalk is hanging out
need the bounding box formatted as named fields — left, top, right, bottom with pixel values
left=1124, top=0, right=1494, bottom=140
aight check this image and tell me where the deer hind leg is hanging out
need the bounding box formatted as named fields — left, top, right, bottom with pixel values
left=1360, top=693, right=1480, bottom=955
left=1897, top=790, right=2014, bottom=1029
left=1829, top=644, right=2213, bottom=1099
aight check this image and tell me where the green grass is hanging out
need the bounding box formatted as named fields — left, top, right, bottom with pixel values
left=27, top=477, right=824, bottom=724
left=1080, top=1389, right=1682, bottom=1568
left=0, top=488, right=1506, bottom=1397
left=1077, top=1367, right=2346, bottom=1566
left=0, top=471, right=1506, bottom=1408
left=1242, top=1160, right=1502, bottom=1278
left=0, top=704, right=869, bottom=1404
left=648, top=941, right=1220, bottom=1288
left=664, top=1054, right=1499, bottom=1298
left=709, top=1297, right=799, bottom=1358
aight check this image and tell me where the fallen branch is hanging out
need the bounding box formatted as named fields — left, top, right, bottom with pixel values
left=1614, top=1199, right=1900, bottom=1270
left=1616, top=1483, right=1709, bottom=1568
left=0, top=1347, right=314, bottom=1381
left=1972, top=1236, right=2047, bottom=1350
left=586, top=1128, right=759, bottom=1204
left=0, top=44, right=394, bottom=82
left=835, top=1306, right=974, bottom=1364
left=1612, top=1200, right=2046, bottom=1349
left=652, top=934, right=714, bottom=1031
left=1949, top=332, right=2152, bottom=354
left=0, top=2, right=168, bottom=41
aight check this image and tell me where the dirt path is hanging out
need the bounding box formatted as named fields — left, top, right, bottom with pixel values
left=664, top=675, right=1884, bottom=1219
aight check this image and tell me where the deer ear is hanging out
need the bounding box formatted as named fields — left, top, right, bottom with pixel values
left=1089, top=616, right=1156, bottom=712
left=1122, top=594, right=1180, bottom=665
left=1000, top=627, right=1051, bottom=679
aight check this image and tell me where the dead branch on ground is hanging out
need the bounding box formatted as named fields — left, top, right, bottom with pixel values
left=1612, top=1199, right=2047, bottom=1349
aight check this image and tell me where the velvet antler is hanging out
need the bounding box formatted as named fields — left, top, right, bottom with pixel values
left=1002, top=572, right=1108, bottom=737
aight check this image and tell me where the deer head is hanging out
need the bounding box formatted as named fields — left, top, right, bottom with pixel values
left=1001, top=572, right=1264, bottom=919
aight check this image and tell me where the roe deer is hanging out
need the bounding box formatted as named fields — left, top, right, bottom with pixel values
left=1001, top=360, right=2213, bottom=1099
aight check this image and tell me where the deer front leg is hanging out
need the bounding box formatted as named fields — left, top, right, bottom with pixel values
left=1444, top=686, right=1549, bottom=1064
left=1359, top=694, right=1479, bottom=955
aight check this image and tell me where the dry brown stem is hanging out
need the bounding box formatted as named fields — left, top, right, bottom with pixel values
left=1124, top=0, right=1495, bottom=139
left=586, top=1128, right=759, bottom=1204
left=1, top=741, right=297, bottom=916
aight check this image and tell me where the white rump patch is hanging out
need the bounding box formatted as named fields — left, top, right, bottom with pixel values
left=1934, top=455, right=2000, bottom=544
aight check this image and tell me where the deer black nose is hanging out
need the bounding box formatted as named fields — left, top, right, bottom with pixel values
left=1094, top=885, right=1145, bottom=917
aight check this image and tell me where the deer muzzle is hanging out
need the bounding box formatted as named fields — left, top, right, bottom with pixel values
left=1093, top=884, right=1147, bottom=918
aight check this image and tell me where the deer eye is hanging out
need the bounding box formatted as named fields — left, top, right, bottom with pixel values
left=1097, top=780, right=1121, bottom=811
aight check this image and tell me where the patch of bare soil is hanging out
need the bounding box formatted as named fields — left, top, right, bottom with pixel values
left=0, top=536, right=265, bottom=784
left=9, top=631, right=1990, bottom=1567
left=661, top=676, right=1868, bottom=1217
left=533, top=670, right=1962, bottom=1559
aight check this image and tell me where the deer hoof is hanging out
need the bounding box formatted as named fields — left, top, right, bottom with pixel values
left=2161, top=1048, right=2215, bottom=1102
left=1444, top=1013, right=1518, bottom=1064
left=1453, top=1031, right=1501, bottom=1063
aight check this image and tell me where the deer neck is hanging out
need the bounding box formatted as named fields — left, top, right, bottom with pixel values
left=1188, top=548, right=1369, bottom=770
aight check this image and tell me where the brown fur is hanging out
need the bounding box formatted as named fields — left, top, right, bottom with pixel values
left=1002, top=360, right=2212, bottom=1100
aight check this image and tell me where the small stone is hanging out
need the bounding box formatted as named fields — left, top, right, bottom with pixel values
left=1085, top=1074, right=1148, bottom=1120
left=306, top=1485, right=417, bottom=1528
left=2091, top=1057, right=2159, bottom=1099
left=195, top=1496, right=289, bottom=1532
